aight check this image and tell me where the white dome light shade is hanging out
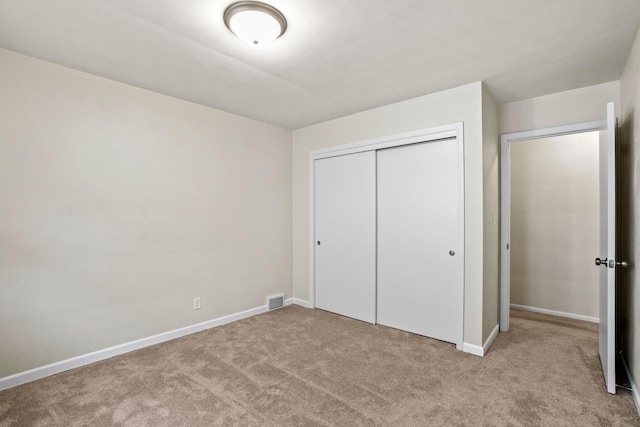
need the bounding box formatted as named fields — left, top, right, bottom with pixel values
left=224, top=2, right=287, bottom=46
left=229, top=10, right=280, bottom=45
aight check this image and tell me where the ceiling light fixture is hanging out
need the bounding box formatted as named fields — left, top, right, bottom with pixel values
left=224, top=1, right=287, bottom=46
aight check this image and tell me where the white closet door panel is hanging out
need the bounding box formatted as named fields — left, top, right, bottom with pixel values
left=315, top=151, right=376, bottom=323
left=377, top=139, right=461, bottom=343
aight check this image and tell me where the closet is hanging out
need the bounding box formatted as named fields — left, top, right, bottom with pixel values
left=314, top=136, right=463, bottom=345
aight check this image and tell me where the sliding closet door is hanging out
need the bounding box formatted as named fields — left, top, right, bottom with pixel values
left=377, top=139, right=462, bottom=344
left=315, top=151, right=376, bottom=323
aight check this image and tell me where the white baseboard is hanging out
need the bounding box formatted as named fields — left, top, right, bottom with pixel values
left=0, top=297, right=310, bottom=392
left=462, top=342, right=483, bottom=356
left=286, top=298, right=312, bottom=308
left=462, top=324, right=499, bottom=357
left=510, top=303, right=598, bottom=324
left=621, top=354, right=640, bottom=416
left=483, top=324, right=500, bottom=355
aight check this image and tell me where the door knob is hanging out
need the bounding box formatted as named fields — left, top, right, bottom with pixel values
left=317, top=241, right=321, bottom=246
left=616, top=260, right=629, bottom=268
left=595, top=258, right=607, bottom=266
left=449, top=250, right=455, bottom=256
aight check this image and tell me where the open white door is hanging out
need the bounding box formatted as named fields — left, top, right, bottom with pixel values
left=597, top=102, right=617, bottom=394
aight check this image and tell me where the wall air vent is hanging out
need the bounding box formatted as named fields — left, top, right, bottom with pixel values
left=267, top=294, right=285, bottom=310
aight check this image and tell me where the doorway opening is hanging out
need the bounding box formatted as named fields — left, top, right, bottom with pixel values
left=500, top=104, right=620, bottom=394
left=508, top=130, right=600, bottom=323
left=500, top=120, right=602, bottom=331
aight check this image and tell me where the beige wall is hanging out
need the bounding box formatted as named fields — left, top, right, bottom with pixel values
left=482, top=85, right=500, bottom=342
left=0, top=48, right=293, bottom=378
left=620, top=28, right=640, bottom=386
left=292, top=82, right=486, bottom=346
left=510, top=133, right=599, bottom=318
left=499, top=81, right=620, bottom=135
left=2, top=41, right=624, bottom=381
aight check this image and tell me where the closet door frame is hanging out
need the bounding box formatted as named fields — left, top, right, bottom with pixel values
left=308, top=122, right=465, bottom=349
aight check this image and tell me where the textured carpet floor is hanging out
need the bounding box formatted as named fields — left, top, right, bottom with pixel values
left=0, top=306, right=638, bottom=426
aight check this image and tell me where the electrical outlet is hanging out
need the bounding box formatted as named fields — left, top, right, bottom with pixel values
left=193, top=297, right=201, bottom=310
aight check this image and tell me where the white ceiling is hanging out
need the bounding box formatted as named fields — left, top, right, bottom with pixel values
left=1, top=0, right=639, bottom=129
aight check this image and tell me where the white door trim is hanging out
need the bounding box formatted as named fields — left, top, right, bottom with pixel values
left=499, top=120, right=601, bottom=332
left=308, top=122, right=465, bottom=350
